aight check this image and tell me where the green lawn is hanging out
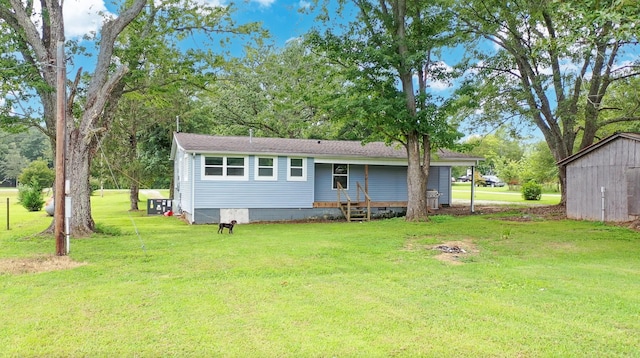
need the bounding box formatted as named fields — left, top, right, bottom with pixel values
left=1, top=189, right=639, bottom=357
left=452, top=182, right=561, bottom=205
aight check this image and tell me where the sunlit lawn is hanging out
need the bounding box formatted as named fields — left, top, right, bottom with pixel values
left=452, top=182, right=561, bottom=205
left=1, top=189, right=639, bottom=357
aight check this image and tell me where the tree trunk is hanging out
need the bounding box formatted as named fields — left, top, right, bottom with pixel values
left=558, top=164, right=567, bottom=206
left=128, top=132, right=140, bottom=211
left=66, top=128, right=96, bottom=237
left=130, top=183, right=140, bottom=211
left=405, top=131, right=428, bottom=221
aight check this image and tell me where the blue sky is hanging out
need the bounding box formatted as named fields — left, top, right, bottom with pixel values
left=64, top=0, right=457, bottom=90
left=68, top=0, right=320, bottom=47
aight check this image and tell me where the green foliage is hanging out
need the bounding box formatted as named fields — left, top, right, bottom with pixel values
left=306, top=0, right=463, bottom=146
left=494, top=158, right=523, bottom=186
left=520, top=141, right=559, bottom=184
left=0, top=145, right=29, bottom=182
left=17, top=160, right=54, bottom=189
left=17, top=180, right=45, bottom=211
left=521, top=181, right=542, bottom=201
left=461, top=128, right=526, bottom=176
left=201, top=40, right=345, bottom=139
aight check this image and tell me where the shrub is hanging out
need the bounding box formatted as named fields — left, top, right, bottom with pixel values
left=521, top=181, right=542, bottom=201
left=18, top=180, right=45, bottom=211
left=18, top=160, right=54, bottom=190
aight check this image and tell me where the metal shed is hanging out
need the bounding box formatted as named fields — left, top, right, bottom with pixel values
left=558, top=132, right=640, bottom=222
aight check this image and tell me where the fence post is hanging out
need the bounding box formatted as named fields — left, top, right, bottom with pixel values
left=5, top=197, right=8, bottom=230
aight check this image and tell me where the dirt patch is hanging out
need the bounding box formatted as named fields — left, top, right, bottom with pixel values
left=435, top=204, right=567, bottom=221
left=627, top=219, right=640, bottom=231
left=0, top=255, right=86, bottom=275
left=431, top=240, right=479, bottom=265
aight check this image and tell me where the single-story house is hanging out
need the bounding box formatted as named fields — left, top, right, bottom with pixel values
left=558, top=132, right=640, bottom=222
left=170, top=132, right=483, bottom=224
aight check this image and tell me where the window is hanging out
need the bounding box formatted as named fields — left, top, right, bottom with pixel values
left=255, top=156, right=277, bottom=181
left=332, top=164, right=348, bottom=190
left=287, top=157, right=307, bottom=181
left=202, top=156, right=248, bottom=180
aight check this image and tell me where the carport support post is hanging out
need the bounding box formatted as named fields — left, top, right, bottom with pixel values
left=470, top=166, right=476, bottom=213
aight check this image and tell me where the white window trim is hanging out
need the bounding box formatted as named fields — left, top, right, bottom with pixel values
left=332, top=163, right=349, bottom=190
left=201, top=155, right=249, bottom=181
left=287, top=157, right=307, bottom=181
left=254, top=156, right=278, bottom=181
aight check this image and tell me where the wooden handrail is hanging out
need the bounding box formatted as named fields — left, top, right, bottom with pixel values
left=336, top=181, right=372, bottom=222
left=336, top=182, right=351, bottom=221
left=356, top=182, right=371, bottom=221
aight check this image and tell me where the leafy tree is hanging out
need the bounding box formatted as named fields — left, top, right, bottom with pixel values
left=0, top=144, right=29, bottom=184
left=98, top=86, right=200, bottom=210
left=201, top=40, right=347, bottom=139
left=0, top=0, right=259, bottom=236
left=0, top=128, right=51, bottom=185
left=307, top=0, right=463, bottom=220
left=454, top=0, right=640, bottom=204
left=493, top=158, right=523, bottom=187
left=520, top=141, right=558, bottom=186
left=460, top=128, right=526, bottom=176
left=0, top=0, right=148, bottom=236
left=591, top=76, right=640, bottom=136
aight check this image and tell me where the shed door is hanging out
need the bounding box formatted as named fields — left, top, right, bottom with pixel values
left=627, top=168, right=640, bottom=216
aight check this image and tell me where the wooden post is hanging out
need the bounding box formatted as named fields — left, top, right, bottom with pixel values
left=54, top=41, right=67, bottom=256
left=5, top=198, right=8, bottom=230
left=364, top=164, right=369, bottom=194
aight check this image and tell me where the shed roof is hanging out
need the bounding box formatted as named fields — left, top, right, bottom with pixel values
left=557, top=132, right=640, bottom=167
left=172, top=132, right=483, bottom=163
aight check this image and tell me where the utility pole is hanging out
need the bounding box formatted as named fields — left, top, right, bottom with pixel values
left=54, top=41, right=67, bottom=256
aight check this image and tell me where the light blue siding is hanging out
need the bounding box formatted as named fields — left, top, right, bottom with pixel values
left=314, top=164, right=451, bottom=204
left=366, top=165, right=409, bottom=201
left=427, top=167, right=452, bottom=205
left=314, top=164, right=408, bottom=202
left=192, top=155, right=315, bottom=209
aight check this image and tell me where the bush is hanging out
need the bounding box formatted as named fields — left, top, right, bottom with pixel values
left=18, top=181, right=45, bottom=211
left=521, top=181, right=542, bottom=201
left=18, top=160, right=54, bottom=190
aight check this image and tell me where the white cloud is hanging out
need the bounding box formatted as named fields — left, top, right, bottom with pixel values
left=299, top=0, right=311, bottom=9
left=192, top=0, right=227, bottom=8
left=63, top=0, right=112, bottom=39
left=251, top=0, right=276, bottom=7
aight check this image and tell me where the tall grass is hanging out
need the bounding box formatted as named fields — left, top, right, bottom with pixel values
left=1, top=190, right=639, bottom=357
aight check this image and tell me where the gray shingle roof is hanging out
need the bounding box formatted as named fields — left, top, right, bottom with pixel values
left=173, top=132, right=483, bottom=162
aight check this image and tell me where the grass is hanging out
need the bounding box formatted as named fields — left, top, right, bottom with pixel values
left=1, top=189, right=639, bottom=356
left=452, top=182, right=561, bottom=205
